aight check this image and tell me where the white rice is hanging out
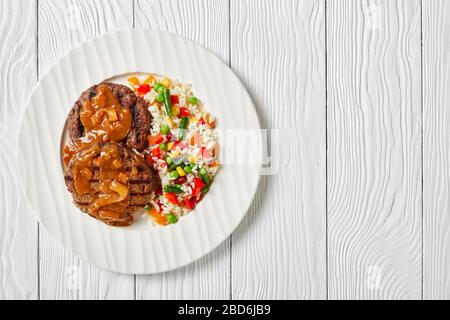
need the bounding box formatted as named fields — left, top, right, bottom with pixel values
left=130, top=74, right=220, bottom=221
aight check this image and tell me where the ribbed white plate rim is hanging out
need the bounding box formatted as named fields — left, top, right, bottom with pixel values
left=17, top=29, right=261, bottom=274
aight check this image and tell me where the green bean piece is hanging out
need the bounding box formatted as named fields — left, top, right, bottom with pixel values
left=163, top=88, right=173, bottom=116
left=163, top=185, right=183, bottom=194
left=199, top=167, right=210, bottom=185
left=179, top=116, right=188, bottom=140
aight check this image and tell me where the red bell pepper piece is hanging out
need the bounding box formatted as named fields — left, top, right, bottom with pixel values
left=192, top=177, right=206, bottom=195
left=184, top=196, right=197, bottom=210
left=164, top=192, right=179, bottom=205
left=151, top=146, right=161, bottom=158
left=137, top=84, right=151, bottom=96
left=199, top=146, right=211, bottom=158
left=170, top=95, right=179, bottom=104
left=179, top=107, right=190, bottom=117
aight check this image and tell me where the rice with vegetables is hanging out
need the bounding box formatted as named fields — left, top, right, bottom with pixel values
left=127, top=74, right=219, bottom=226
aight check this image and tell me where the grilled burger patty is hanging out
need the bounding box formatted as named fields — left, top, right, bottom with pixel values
left=63, top=82, right=161, bottom=227
left=64, top=143, right=161, bottom=226
left=67, top=82, right=151, bottom=151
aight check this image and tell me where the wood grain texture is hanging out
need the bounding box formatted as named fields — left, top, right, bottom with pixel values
left=38, top=0, right=135, bottom=299
left=327, top=0, right=422, bottom=299
left=134, top=0, right=230, bottom=299
left=0, top=0, right=38, bottom=299
left=423, top=0, right=450, bottom=300
left=230, top=0, right=327, bottom=299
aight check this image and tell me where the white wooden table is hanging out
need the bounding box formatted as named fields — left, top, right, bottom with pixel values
left=1, top=0, right=449, bottom=300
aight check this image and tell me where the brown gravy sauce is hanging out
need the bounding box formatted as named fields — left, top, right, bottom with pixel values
left=63, top=84, right=133, bottom=225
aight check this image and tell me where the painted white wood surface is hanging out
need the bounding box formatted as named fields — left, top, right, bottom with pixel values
left=3, top=0, right=450, bottom=300
left=230, top=0, right=327, bottom=299
left=134, top=0, right=230, bottom=299
left=38, top=0, right=135, bottom=300
left=327, top=0, right=422, bottom=299
left=423, top=0, right=450, bottom=300
left=0, top=0, right=38, bottom=299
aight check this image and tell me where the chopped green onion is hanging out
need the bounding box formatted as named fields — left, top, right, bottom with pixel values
left=164, top=185, right=183, bottom=194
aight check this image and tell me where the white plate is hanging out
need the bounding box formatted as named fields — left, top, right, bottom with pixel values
left=18, top=29, right=261, bottom=274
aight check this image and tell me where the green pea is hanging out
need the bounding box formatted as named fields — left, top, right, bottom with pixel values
left=153, top=82, right=162, bottom=92
left=170, top=171, right=179, bottom=179
left=157, top=86, right=165, bottom=95
left=160, top=142, right=167, bottom=151
left=166, top=156, right=173, bottom=165
left=202, top=186, right=209, bottom=193
left=184, top=165, right=192, bottom=174
left=156, top=94, right=165, bottom=103
left=166, top=213, right=178, bottom=224
left=160, top=124, right=170, bottom=135
left=189, top=96, right=198, bottom=105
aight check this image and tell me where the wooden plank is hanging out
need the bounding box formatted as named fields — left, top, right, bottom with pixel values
left=134, top=0, right=230, bottom=299
left=423, top=0, right=450, bottom=300
left=0, top=0, right=38, bottom=299
left=230, top=0, right=327, bottom=299
left=38, top=0, right=135, bottom=300
left=327, top=0, right=422, bottom=299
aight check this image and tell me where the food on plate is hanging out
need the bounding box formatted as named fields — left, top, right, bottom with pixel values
left=63, top=82, right=160, bottom=226
left=127, top=74, right=220, bottom=226
left=67, top=82, right=151, bottom=151
left=64, top=143, right=160, bottom=226
left=62, top=74, right=220, bottom=227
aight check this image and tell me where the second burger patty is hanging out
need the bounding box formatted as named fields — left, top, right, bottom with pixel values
left=64, top=143, right=161, bottom=226
left=67, top=82, right=151, bottom=151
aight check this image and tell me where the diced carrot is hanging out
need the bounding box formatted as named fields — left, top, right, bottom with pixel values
left=128, top=76, right=140, bottom=86
left=148, top=134, right=164, bottom=145
left=149, top=208, right=168, bottom=225
left=143, top=75, right=155, bottom=85
left=165, top=192, right=179, bottom=205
